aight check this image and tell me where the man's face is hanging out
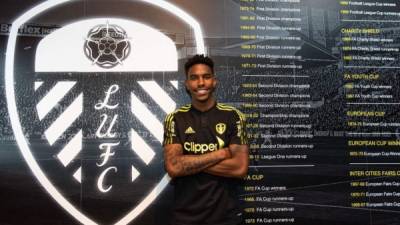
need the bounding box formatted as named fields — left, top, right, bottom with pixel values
left=185, top=63, right=217, bottom=103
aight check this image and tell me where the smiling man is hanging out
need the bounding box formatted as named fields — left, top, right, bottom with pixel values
left=163, top=55, right=249, bottom=225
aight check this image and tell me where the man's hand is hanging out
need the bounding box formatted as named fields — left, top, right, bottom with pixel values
left=164, top=144, right=231, bottom=178
left=204, top=144, right=249, bottom=178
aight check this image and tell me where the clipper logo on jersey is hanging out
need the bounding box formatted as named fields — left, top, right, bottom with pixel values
left=184, top=137, right=225, bottom=154
left=84, top=22, right=131, bottom=68
left=184, top=142, right=218, bottom=154
left=5, top=1, right=205, bottom=224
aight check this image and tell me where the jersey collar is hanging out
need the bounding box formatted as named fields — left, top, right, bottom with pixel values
left=190, top=102, right=217, bottom=114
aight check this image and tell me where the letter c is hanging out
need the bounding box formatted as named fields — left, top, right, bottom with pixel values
left=97, top=166, right=117, bottom=193
left=184, top=142, right=190, bottom=151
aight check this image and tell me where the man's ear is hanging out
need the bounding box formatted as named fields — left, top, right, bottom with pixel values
left=184, top=79, right=189, bottom=89
left=184, top=79, right=191, bottom=97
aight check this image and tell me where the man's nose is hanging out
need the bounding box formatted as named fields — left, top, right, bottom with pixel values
left=198, top=77, right=205, bottom=86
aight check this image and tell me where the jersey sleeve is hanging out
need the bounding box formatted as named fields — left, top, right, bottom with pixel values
left=163, top=113, right=181, bottom=146
left=229, top=110, right=248, bottom=145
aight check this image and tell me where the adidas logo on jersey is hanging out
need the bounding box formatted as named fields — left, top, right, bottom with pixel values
left=185, top=126, right=196, bottom=134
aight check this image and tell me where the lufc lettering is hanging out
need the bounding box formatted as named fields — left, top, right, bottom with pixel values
left=95, top=84, right=120, bottom=193
left=184, top=142, right=219, bottom=154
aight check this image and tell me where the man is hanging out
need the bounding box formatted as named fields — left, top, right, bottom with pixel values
left=163, top=54, right=249, bottom=225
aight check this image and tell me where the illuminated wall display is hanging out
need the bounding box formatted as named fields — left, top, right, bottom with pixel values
left=5, top=0, right=204, bottom=224
left=1, top=0, right=400, bottom=225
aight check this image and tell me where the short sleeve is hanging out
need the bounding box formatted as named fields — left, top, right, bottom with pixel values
left=163, top=113, right=181, bottom=145
left=228, top=110, right=248, bottom=145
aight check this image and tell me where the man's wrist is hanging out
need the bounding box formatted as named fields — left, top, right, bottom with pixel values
left=219, top=148, right=231, bottom=159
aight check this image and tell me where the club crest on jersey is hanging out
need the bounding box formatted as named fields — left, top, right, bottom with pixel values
left=216, top=123, right=226, bottom=135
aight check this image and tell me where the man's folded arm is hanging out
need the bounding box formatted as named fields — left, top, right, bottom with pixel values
left=164, top=143, right=231, bottom=178
left=204, top=144, right=249, bottom=178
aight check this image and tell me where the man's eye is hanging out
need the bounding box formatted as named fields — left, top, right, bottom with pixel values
left=204, top=75, right=212, bottom=79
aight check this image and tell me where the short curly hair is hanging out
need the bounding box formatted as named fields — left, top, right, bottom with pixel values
left=184, top=54, right=214, bottom=77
